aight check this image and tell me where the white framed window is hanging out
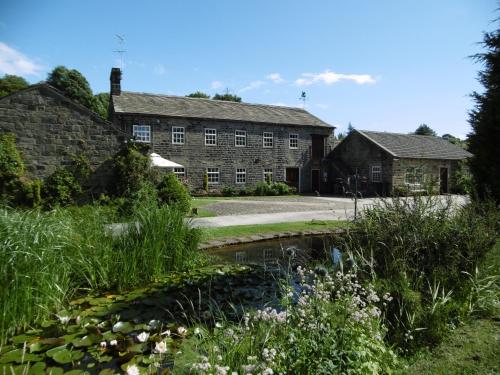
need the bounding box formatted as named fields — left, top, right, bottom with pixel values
left=235, top=130, right=246, bottom=147
left=236, top=168, right=246, bottom=184
left=132, top=125, right=151, bottom=143
left=371, top=166, right=382, bottom=182
left=263, top=132, right=273, bottom=148
left=173, top=167, right=185, bottom=180
left=207, top=167, right=219, bottom=184
left=263, top=168, right=273, bottom=183
left=404, top=167, right=423, bottom=185
left=289, top=133, right=298, bottom=149
left=205, top=128, right=217, bottom=146
left=172, top=127, right=185, bottom=144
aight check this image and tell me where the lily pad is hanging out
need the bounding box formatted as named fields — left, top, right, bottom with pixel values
left=11, top=334, right=37, bottom=345
left=0, top=348, right=43, bottom=364
left=46, top=367, right=64, bottom=375
left=63, top=370, right=90, bottom=375
left=98, top=369, right=116, bottom=375
left=71, top=334, right=101, bottom=348
left=46, top=346, right=84, bottom=364
left=112, top=322, right=135, bottom=334
left=27, top=361, right=46, bottom=375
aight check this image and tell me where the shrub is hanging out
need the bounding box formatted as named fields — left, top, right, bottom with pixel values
left=157, top=173, right=191, bottom=214
left=203, top=171, right=208, bottom=192
left=341, top=196, right=499, bottom=351
left=0, top=133, right=24, bottom=203
left=221, top=186, right=237, bottom=197
left=112, top=141, right=154, bottom=198
left=42, top=167, right=82, bottom=207
left=272, top=181, right=290, bottom=195
left=254, top=181, right=272, bottom=196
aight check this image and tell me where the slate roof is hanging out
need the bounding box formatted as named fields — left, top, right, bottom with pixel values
left=357, top=130, right=472, bottom=160
left=112, top=92, right=332, bottom=128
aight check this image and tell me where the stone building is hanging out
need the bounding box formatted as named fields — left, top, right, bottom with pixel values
left=109, top=68, right=336, bottom=193
left=0, top=84, right=126, bottom=192
left=328, top=129, right=472, bottom=195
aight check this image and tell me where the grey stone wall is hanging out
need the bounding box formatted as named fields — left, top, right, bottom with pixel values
left=329, top=132, right=461, bottom=195
left=329, top=131, right=393, bottom=195
left=0, top=85, right=125, bottom=191
left=113, top=113, right=334, bottom=192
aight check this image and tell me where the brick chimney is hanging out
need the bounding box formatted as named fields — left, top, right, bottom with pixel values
left=110, top=68, right=122, bottom=96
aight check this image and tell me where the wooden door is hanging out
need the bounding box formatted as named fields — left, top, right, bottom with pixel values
left=440, top=167, right=448, bottom=194
left=311, top=169, right=320, bottom=192
left=285, top=167, right=300, bottom=191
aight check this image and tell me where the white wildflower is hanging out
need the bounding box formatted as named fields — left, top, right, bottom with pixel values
left=177, top=326, right=187, bottom=336
left=99, top=341, right=107, bottom=348
left=161, top=329, right=171, bottom=337
left=109, top=339, right=118, bottom=346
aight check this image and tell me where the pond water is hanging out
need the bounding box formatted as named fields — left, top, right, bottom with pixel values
left=207, top=235, right=339, bottom=268
left=0, top=235, right=342, bottom=374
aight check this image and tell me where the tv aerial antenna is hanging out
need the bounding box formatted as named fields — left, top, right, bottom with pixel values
left=114, top=34, right=126, bottom=69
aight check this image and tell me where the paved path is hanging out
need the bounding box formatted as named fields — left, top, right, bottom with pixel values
left=190, top=195, right=468, bottom=228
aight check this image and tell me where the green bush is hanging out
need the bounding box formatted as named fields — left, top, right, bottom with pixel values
left=341, top=196, right=499, bottom=351
left=43, top=168, right=82, bottom=207
left=221, top=186, right=237, bottom=197
left=254, top=181, right=273, bottom=196
left=0, top=133, right=24, bottom=203
left=272, top=181, right=290, bottom=195
left=112, top=142, right=154, bottom=198
left=157, top=173, right=191, bottom=214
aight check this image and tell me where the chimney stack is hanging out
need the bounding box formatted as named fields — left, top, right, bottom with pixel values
left=110, top=68, right=122, bottom=96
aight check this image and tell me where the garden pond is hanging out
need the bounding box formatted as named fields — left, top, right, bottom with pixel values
left=0, top=235, right=341, bottom=374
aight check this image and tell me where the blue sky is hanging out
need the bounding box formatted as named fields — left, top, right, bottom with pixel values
left=0, top=0, right=497, bottom=138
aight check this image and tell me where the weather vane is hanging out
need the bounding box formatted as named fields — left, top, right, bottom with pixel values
left=114, top=34, right=126, bottom=70
left=299, top=91, right=307, bottom=108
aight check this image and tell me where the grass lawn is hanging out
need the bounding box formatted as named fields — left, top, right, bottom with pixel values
left=407, top=240, right=500, bottom=374
left=202, top=220, right=349, bottom=242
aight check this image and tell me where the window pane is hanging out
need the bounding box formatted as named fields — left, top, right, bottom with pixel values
left=235, top=130, right=246, bottom=147
left=236, top=168, right=246, bottom=183
left=172, top=127, right=185, bottom=144
left=289, top=134, right=298, bottom=149
left=205, top=129, right=217, bottom=146
left=133, top=125, right=151, bottom=143
left=263, top=132, right=273, bottom=148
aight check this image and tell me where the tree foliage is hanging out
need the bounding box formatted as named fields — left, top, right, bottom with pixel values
left=186, top=91, right=210, bottom=99
left=93, top=92, right=110, bottom=119
left=468, top=24, right=500, bottom=203
left=157, top=173, right=191, bottom=214
left=0, top=75, right=29, bottom=98
left=0, top=133, right=24, bottom=202
left=47, top=66, right=95, bottom=109
left=442, top=134, right=466, bottom=148
left=212, top=92, right=242, bottom=102
left=414, top=124, right=437, bottom=136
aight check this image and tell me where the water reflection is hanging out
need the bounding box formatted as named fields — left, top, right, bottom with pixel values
left=207, top=235, right=338, bottom=267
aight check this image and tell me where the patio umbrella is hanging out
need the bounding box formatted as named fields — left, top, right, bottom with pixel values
left=150, top=153, right=183, bottom=168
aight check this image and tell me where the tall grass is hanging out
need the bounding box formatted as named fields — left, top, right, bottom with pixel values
left=0, top=202, right=202, bottom=342
left=341, top=196, right=499, bottom=351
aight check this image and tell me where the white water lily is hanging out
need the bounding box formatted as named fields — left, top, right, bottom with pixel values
left=177, top=326, right=187, bottom=336
left=126, top=364, right=140, bottom=375
left=154, top=341, right=168, bottom=354
left=109, top=339, right=118, bottom=346
left=136, top=331, right=149, bottom=342
left=194, top=327, right=201, bottom=335
left=57, top=315, right=70, bottom=324
left=161, top=329, right=171, bottom=337
left=99, top=341, right=107, bottom=348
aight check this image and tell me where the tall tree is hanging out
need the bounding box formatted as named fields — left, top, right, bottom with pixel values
left=93, top=92, right=110, bottom=119
left=47, top=66, right=96, bottom=110
left=414, top=124, right=437, bottom=136
left=186, top=91, right=210, bottom=99
left=212, top=92, right=242, bottom=102
left=442, top=133, right=466, bottom=148
left=468, top=24, right=500, bottom=202
left=0, top=75, right=29, bottom=98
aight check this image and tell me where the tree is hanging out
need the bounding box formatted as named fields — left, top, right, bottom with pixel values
left=347, top=122, right=354, bottom=135
left=212, top=92, right=242, bottom=102
left=414, top=124, right=437, bottom=136
left=47, top=66, right=96, bottom=111
left=468, top=24, right=500, bottom=203
left=442, top=133, right=466, bottom=148
left=0, top=75, right=29, bottom=98
left=93, top=92, right=110, bottom=119
left=186, top=91, right=210, bottom=99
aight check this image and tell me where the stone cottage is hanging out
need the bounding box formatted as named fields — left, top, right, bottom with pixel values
left=0, top=84, right=126, bottom=192
left=109, top=68, right=336, bottom=193
left=328, top=129, right=472, bottom=195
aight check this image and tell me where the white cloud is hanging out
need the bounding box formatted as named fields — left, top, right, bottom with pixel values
left=211, top=80, right=223, bottom=89
left=294, top=69, right=376, bottom=86
left=239, top=80, right=266, bottom=93
left=266, top=73, right=285, bottom=84
left=0, top=42, right=44, bottom=76
left=154, top=63, right=167, bottom=75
